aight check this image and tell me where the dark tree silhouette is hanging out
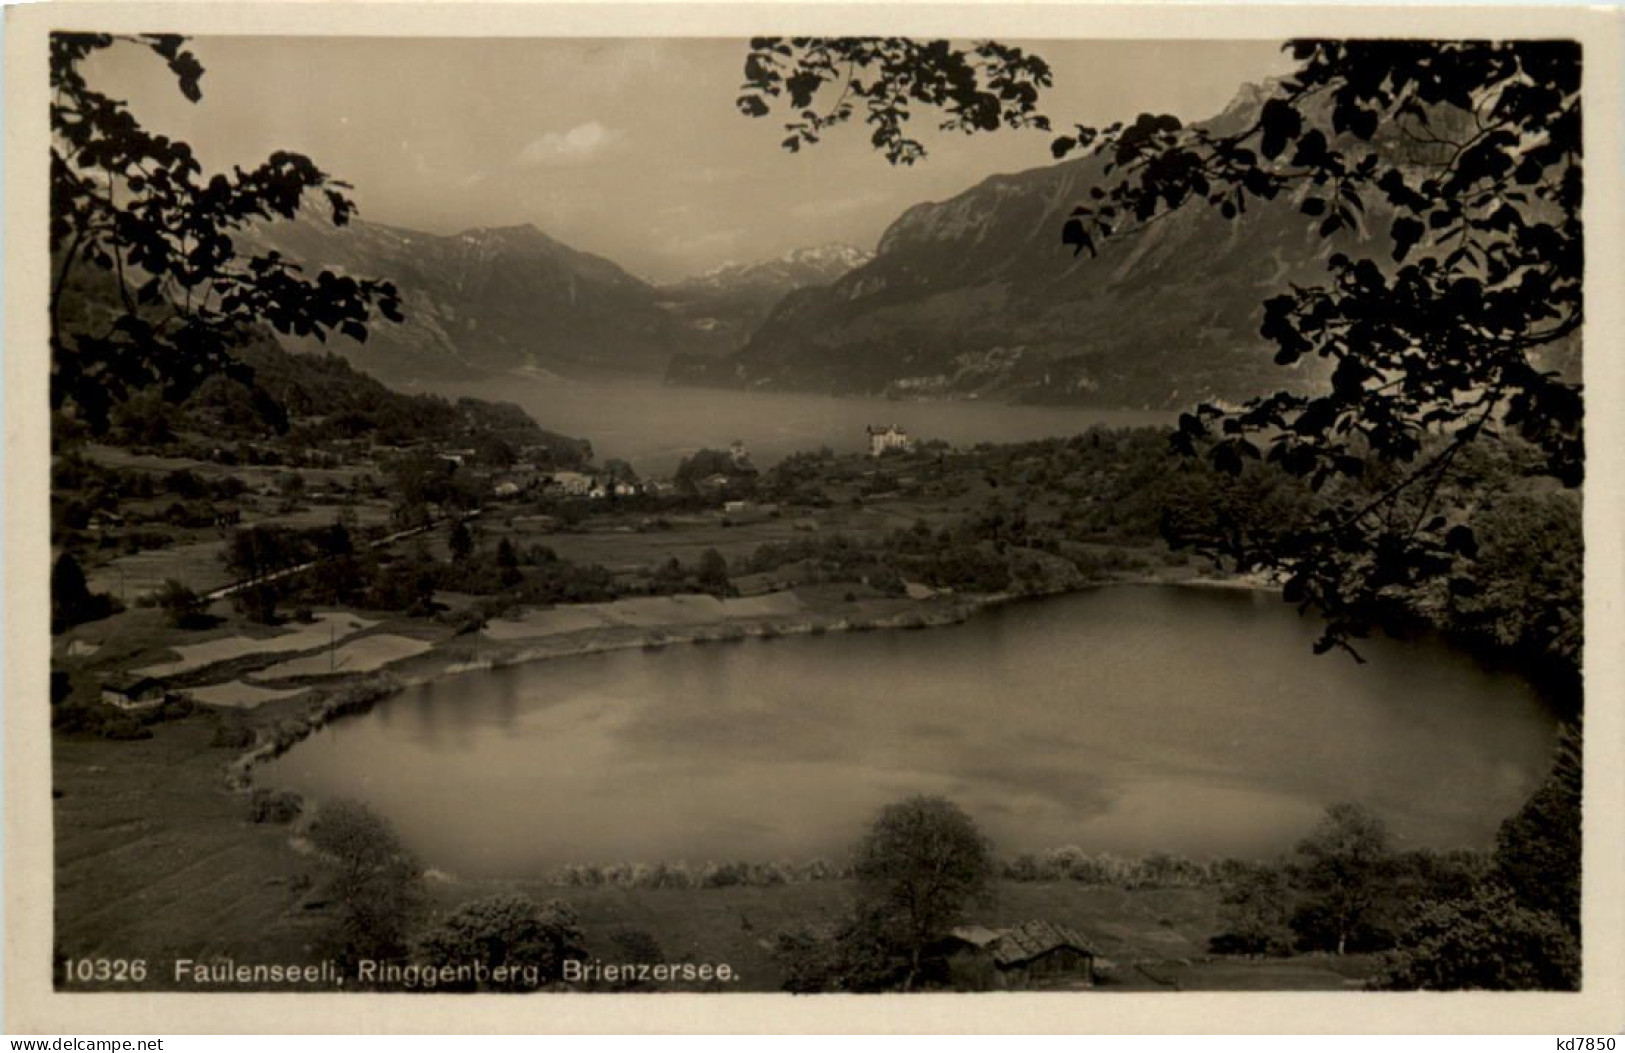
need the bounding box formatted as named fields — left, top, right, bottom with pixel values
left=1290, top=802, right=1395, bottom=955
left=736, top=38, right=1053, bottom=166
left=307, top=799, right=426, bottom=966
left=50, top=551, right=117, bottom=633
left=739, top=38, right=1582, bottom=661
left=152, top=577, right=208, bottom=629
left=1494, top=724, right=1582, bottom=933
left=495, top=537, right=522, bottom=586
left=223, top=524, right=304, bottom=623
left=851, top=795, right=994, bottom=989
left=696, top=547, right=731, bottom=595
left=50, top=34, right=402, bottom=430
left=1209, top=864, right=1296, bottom=957
left=417, top=894, right=586, bottom=991
left=448, top=519, right=474, bottom=563
left=1375, top=884, right=1578, bottom=991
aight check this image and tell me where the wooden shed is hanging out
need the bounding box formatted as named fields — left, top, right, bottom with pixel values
left=100, top=675, right=166, bottom=711
left=945, top=920, right=1097, bottom=989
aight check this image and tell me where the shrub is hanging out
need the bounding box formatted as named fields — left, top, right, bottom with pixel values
left=1209, top=864, right=1296, bottom=956
left=1374, top=885, right=1578, bottom=990
left=1040, top=845, right=1090, bottom=881
left=99, top=716, right=152, bottom=741
left=248, top=788, right=304, bottom=824
left=797, top=858, right=838, bottom=881
left=308, top=799, right=426, bottom=964
left=211, top=724, right=256, bottom=749
left=153, top=694, right=195, bottom=722
left=417, top=894, right=586, bottom=991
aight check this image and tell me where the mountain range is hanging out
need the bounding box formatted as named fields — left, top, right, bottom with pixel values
left=236, top=216, right=697, bottom=383
left=670, top=83, right=1371, bottom=408
left=656, top=245, right=872, bottom=355
left=243, top=81, right=1486, bottom=410
left=238, top=213, right=871, bottom=383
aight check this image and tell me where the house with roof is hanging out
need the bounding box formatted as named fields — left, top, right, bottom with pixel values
left=99, top=675, right=167, bottom=711
left=697, top=472, right=735, bottom=494
left=547, top=470, right=594, bottom=496
left=866, top=424, right=914, bottom=457
left=941, top=920, right=1097, bottom=989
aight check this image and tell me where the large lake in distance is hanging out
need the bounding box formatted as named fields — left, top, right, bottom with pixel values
left=424, top=375, right=1176, bottom=473
left=262, top=587, right=1557, bottom=877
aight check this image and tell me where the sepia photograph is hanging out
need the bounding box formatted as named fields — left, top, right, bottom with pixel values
left=5, top=0, right=1624, bottom=1036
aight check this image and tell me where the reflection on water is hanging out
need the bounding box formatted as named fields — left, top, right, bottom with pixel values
left=263, top=587, right=1557, bottom=876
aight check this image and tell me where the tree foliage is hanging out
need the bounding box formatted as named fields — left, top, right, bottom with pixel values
left=740, top=38, right=1582, bottom=662
left=1374, top=884, right=1578, bottom=990
left=50, top=551, right=120, bottom=633
left=223, top=524, right=305, bottom=623
left=673, top=447, right=758, bottom=496
left=696, top=547, right=732, bottom=595
left=1289, top=802, right=1395, bottom=955
left=307, top=798, right=426, bottom=965
left=737, top=38, right=1053, bottom=165
left=416, top=894, right=586, bottom=991
left=448, top=519, right=474, bottom=563
left=50, top=34, right=402, bottom=430
left=1493, top=723, right=1582, bottom=932
left=152, top=577, right=208, bottom=629
left=771, top=899, right=914, bottom=993
left=1447, top=491, right=1582, bottom=683
left=1209, top=863, right=1295, bottom=956
left=851, top=795, right=994, bottom=989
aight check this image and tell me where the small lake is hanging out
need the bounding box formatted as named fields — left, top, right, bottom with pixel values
left=425, top=375, right=1174, bottom=475
left=262, top=587, right=1557, bottom=876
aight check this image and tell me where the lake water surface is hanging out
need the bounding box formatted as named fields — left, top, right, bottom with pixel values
left=263, top=587, right=1557, bottom=876
left=427, top=376, right=1174, bottom=474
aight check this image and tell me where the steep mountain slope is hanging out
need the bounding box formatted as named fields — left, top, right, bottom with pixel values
left=673, top=85, right=1373, bottom=408
left=657, top=244, right=873, bottom=356
left=237, top=214, right=707, bottom=383
left=52, top=256, right=591, bottom=462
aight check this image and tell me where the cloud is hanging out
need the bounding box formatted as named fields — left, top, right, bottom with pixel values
left=674, top=164, right=747, bottom=186
left=666, top=228, right=746, bottom=255
left=787, top=190, right=894, bottom=220
left=517, top=122, right=627, bottom=167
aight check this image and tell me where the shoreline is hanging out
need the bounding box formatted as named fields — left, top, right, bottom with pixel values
left=224, top=569, right=1277, bottom=793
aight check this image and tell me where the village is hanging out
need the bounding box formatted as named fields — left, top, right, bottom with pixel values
left=66, top=415, right=1162, bottom=721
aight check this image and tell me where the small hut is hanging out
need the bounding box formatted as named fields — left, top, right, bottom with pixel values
left=944, top=920, right=1096, bottom=988
left=100, top=675, right=166, bottom=711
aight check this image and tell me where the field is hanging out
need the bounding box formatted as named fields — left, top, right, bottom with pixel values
left=185, top=681, right=310, bottom=709
left=53, top=717, right=328, bottom=976
left=252, top=633, right=435, bottom=679
left=491, top=483, right=1004, bottom=581
left=482, top=593, right=809, bottom=642
left=84, top=539, right=233, bottom=602
left=137, top=612, right=379, bottom=678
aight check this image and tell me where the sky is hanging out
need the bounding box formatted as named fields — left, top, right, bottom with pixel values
left=84, top=37, right=1296, bottom=283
